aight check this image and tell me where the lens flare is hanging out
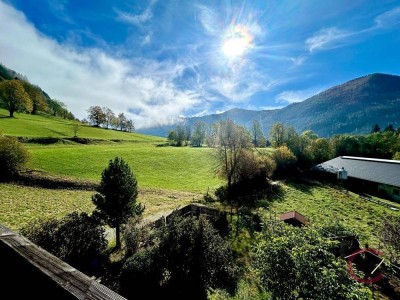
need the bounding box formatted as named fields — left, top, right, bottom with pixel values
left=222, top=25, right=253, bottom=59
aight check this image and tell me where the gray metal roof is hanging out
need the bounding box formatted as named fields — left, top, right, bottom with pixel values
left=313, top=156, right=400, bottom=188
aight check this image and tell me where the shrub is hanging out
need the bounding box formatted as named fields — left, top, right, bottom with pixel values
left=0, top=136, right=30, bottom=179
left=21, top=212, right=108, bottom=275
left=120, top=215, right=240, bottom=300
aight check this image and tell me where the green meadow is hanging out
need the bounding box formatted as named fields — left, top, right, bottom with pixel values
left=0, top=108, right=161, bottom=141
left=27, top=143, right=222, bottom=192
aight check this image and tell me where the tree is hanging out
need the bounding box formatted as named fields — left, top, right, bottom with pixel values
left=0, top=79, right=32, bottom=117
left=191, top=121, right=207, bottom=147
left=21, top=81, right=48, bottom=114
left=211, top=120, right=251, bottom=187
left=0, top=136, right=30, bottom=180
left=384, top=124, right=395, bottom=132
left=272, top=145, right=297, bottom=176
left=371, top=123, right=381, bottom=133
left=126, top=119, right=135, bottom=132
left=87, top=106, right=106, bottom=127
left=92, top=157, right=143, bottom=248
left=21, top=212, right=108, bottom=275
left=72, top=122, right=80, bottom=137
left=103, top=107, right=115, bottom=129
left=269, top=122, right=285, bottom=147
left=117, top=112, right=127, bottom=131
left=251, top=119, right=265, bottom=147
left=47, top=99, right=64, bottom=117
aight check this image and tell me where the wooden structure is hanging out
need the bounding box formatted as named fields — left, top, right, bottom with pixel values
left=279, top=211, right=306, bottom=227
left=0, top=224, right=126, bottom=300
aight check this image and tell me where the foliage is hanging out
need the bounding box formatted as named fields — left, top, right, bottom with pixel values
left=393, top=151, right=400, bottom=160
left=0, top=79, right=32, bottom=117
left=269, top=122, right=285, bottom=147
left=72, top=122, right=80, bottom=137
left=103, top=107, right=115, bottom=129
left=191, top=121, right=207, bottom=147
left=87, top=105, right=106, bottom=127
left=92, top=157, right=143, bottom=248
left=21, top=81, right=48, bottom=114
left=20, top=212, right=108, bottom=275
left=253, top=222, right=369, bottom=299
left=251, top=119, right=266, bottom=147
left=380, top=216, right=400, bottom=264
left=0, top=136, right=30, bottom=179
left=120, top=215, right=240, bottom=300
left=211, top=120, right=251, bottom=187
left=272, top=145, right=297, bottom=176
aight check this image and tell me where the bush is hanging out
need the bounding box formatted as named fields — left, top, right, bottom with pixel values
left=21, top=212, right=108, bottom=275
left=0, top=136, right=30, bottom=179
left=120, top=215, right=240, bottom=300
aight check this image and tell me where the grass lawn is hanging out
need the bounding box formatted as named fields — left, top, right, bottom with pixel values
left=27, top=143, right=222, bottom=192
left=271, top=182, right=400, bottom=246
left=0, top=183, right=201, bottom=231
left=0, top=108, right=163, bottom=141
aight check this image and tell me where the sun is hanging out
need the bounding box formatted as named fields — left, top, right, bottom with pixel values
left=221, top=25, right=253, bottom=59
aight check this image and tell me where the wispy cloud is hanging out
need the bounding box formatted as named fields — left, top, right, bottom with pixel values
left=197, top=5, right=220, bottom=35
left=275, top=87, right=323, bottom=104
left=306, top=27, right=349, bottom=53
left=0, top=1, right=198, bottom=129
left=374, top=6, right=400, bottom=28
left=115, top=0, right=157, bottom=27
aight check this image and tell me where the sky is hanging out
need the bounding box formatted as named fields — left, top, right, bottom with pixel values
left=1, top=0, right=400, bottom=128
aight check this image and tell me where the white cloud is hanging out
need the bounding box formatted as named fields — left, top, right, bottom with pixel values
left=0, top=1, right=199, bottom=128
left=375, top=7, right=400, bottom=27
left=115, top=0, right=157, bottom=27
left=275, top=88, right=322, bottom=104
left=306, top=27, right=349, bottom=53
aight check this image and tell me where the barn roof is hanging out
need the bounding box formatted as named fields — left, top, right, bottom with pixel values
left=0, top=224, right=126, bottom=300
left=313, top=156, right=400, bottom=188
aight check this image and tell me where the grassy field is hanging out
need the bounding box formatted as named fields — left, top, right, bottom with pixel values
left=0, top=183, right=201, bottom=231
left=0, top=108, right=162, bottom=141
left=271, top=182, right=399, bottom=246
left=27, top=143, right=222, bottom=192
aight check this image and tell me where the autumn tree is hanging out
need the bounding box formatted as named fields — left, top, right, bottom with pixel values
left=211, top=120, right=251, bottom=188
left=92, top=157, right=144, bottom=249
left=251, top=119, right=266, bottom=147
left=87, top=106, right=106, bottom=127
left=269, top=122, right=285, bottom=147
left=0, top=79, right=32, bottom=117
left=21, top=81, right=48, bottom=114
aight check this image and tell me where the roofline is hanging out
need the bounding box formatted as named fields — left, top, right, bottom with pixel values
left=341, top=156, right=400, bottom=165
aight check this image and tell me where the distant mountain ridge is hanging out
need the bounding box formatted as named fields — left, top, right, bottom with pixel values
left=139, top=73, right=400, bottom=137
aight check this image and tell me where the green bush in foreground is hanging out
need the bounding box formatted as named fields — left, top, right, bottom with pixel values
left=21, top=212, right=107, bottom=276
left=0, top=135, right=30, bottom=179
left=120, top=215, right=240, bottom=300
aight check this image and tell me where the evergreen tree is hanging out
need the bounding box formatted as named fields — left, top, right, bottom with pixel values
left=92, top=157, right=143, bottom=248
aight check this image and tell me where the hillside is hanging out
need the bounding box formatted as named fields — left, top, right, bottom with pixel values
left=0, top=108, right=160, bottom=141
left=140, top=73, right=400, bottom=137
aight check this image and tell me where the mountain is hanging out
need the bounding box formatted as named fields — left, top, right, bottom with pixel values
left=139, top=73, right=400, bottom=137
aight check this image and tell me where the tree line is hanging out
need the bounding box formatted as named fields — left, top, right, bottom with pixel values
left=0, top=78, right=75, bottom=119
left=86, top=106, right=135, bottom=132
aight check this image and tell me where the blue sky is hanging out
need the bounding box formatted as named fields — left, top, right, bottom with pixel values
left=1, top=0, right=400, bottom=128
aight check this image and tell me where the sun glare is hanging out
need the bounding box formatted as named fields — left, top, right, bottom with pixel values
left=222, top=25, right=253, bottom=59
